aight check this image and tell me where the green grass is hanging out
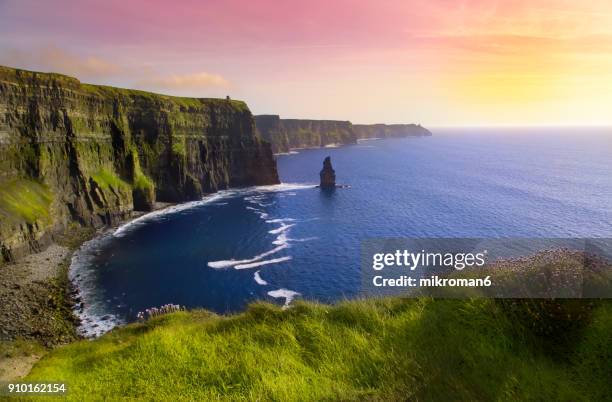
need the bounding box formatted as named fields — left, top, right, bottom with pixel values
left=0, top=178, right=52, bottom=223
left=90, top=169, right=129, bottom=192
left=171, top=140, right=187, bottom=158
left=133, top=173, right=154, bottom=192
left=24, top=298, right=612, bottom=401
left=130, top=149, right=155, bottom=194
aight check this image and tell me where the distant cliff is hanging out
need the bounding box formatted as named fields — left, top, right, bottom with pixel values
left=352, top=123, right=431, bottom=139
left=0, top=66, right=279, bottom=261
left=255, top=115, right=356, bottom=153
left=255, top=115, right=431, bottom=153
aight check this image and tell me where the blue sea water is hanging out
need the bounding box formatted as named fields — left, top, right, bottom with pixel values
left=71, top=128, right=612, bottom=336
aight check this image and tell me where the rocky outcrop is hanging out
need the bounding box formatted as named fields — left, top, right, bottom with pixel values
left=255, top=115, right=356, bottom=153
left=255, top=115, right=431, bottom=153
left=319, top=157, right=336, bottom=189
left=0, top=66, right=279, bottom=262
left=352, top=123, right=432, bottom=139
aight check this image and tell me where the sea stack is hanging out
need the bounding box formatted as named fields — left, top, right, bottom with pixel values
left=320, top=156, right=336, bottom=188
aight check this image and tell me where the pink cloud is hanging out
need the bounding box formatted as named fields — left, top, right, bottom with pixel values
left=136, top=71, right=230, bottom=90
left=0, top=45, right=121, bottom=78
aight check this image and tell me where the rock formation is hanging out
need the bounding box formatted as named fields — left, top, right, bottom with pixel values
left=319, top=157, right=336, bottom=189
left=352, top=123, right=432, bottom=139
left=255, top=115, right=356, bottom=153
left=0, top=65, right=279, bottom=262
left=255, top=115, right=432, bottom=154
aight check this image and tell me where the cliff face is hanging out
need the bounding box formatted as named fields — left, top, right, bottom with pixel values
left=0, top=66, right=279, bottom=262
left=255, top=115, right=431, bottom=153
left=352, top=124, right=432, bottom=139
left=255, top=115, right=356, bottom=153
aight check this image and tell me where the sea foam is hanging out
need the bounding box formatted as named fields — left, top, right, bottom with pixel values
left=208, top=244, right=288, bottom=269
left=267, top=288, right=301, bottom=308
left=254, top=270, right=268, bottom=285
left=235, top=256, right=292, bottom=270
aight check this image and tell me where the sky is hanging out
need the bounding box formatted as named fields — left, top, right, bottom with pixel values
left=1, top=0, right=612, bottom=126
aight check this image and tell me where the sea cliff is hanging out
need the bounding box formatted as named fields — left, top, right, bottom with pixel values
left=254, top=115, right=356, bottom=153
left=352, top=123, right=431, bottom=139
left=0, top=66, right=279, bottom=262
left=255, top=114, right=431, bottom=153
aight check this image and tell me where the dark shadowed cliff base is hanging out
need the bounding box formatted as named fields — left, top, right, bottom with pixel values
left=255, top=114, right=432, bottom=153
left=0, top=65, right=279, bottom=263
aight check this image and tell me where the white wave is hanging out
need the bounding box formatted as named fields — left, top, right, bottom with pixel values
left=208, top=244, right=289, bottom=269
left=248, top=183, right=316, bottom=193
left=272, top=231, right=317, bottom=247
left=69, top=234, right=127, bottom=338
left=267, top=288, right=301, bottom=308
left=265, top=218, right=296, bottom=224
left=244, top=195, right=265, bottom=202
left=72, top=181, right=315, bottom=336
left=274, top=151, right=299, bottom=156
left=76, top=309, right=124, bottom=338
left=324, top=143, right=340, bottom=148
left=113, top=183, right=314, bottom=238
left=113, top=192, right=231, bottom=237
left=288, top=236, right=318, bottom=243
left=245, top=205, right=269, bottom=219
left=235, top=256, right=292, bottom=270
left=254, top=271, right=268, bottom=285
left=357, top=137, right=382, bottom=142
left=268, top=223, right=295, bottom=235
left=254, top=202, right=275, bottom=207
left=273, top=232, right=289, bottom=246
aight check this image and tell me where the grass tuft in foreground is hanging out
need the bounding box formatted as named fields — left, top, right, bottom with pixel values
left=24, top=298, right=612, bottom=401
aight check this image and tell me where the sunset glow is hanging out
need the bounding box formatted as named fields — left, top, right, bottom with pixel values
left=2, top=0, right=612, bottom=126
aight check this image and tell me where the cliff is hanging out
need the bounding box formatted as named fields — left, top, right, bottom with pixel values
left=0, top=66, right=279, bottom=262
left=255, top=115, right=431, bottom=153
left=352, top=123, right=432, bottom=139
left=254, top=115, right=356, bottom=153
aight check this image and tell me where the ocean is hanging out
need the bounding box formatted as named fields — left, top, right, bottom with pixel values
left=70, top=127, right=612, bottom=336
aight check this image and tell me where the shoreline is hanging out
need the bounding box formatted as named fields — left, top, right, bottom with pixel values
left=272, top=135, right=426, bottom=156
left=72, top=183, right=316, bottom=338
left=0, top=202, right=176, bottom=381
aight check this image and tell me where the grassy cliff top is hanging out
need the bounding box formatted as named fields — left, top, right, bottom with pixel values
left=25, top=297, right=612, bottom=401
left=0, top=65, right=250, bottom=112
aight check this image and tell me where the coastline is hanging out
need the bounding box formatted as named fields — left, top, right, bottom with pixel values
left=273, top=141, right=354, bottom=156
left=73, top=182, right=317, bottom=339
left=2, top=180, right=319, bottom=356
left=272, top=134, right=423, bottom=156
left=2, top=178, right=309, bottom=380
left=0, top=202, right=175, bottom=381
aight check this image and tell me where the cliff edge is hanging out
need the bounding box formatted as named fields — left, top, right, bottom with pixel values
left=0, top=66, right=279, bottom=262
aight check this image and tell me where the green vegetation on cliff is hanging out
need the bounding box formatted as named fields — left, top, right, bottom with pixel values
left=0, top=178, right=52, bottom=224
left=25, top=297, right=612, bottom=401
left=0, top=65, right=278, bottom=261
left=91, top=169, right=129, bottom=192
